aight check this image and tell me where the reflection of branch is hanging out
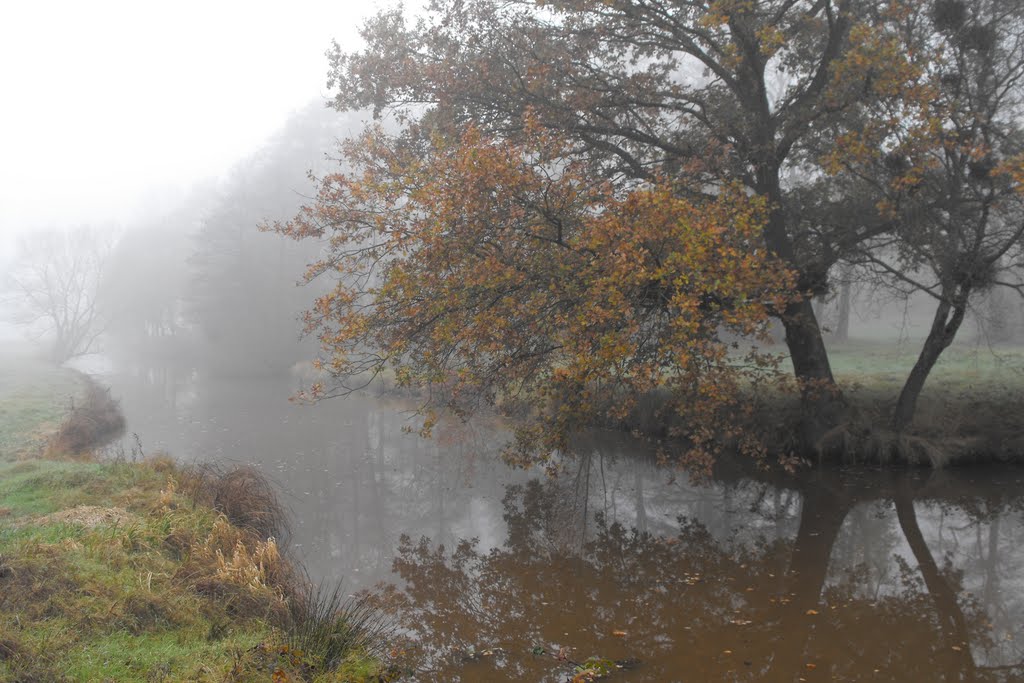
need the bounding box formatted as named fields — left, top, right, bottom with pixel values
left=894, top=489, right=978, bottom=679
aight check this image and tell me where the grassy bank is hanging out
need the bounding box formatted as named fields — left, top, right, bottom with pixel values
left=0, top=356, right=84, bottom=461
left=595, top=340, right=1024, bottom=468
left=0, top=355, right=399, bottom=682
left=817, top=341, right=1024, bottom=466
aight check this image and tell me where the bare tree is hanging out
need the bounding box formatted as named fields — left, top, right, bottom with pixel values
left=4, top=227, right=116, bottom=363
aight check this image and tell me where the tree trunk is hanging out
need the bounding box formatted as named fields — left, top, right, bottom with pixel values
left=759, top=172, right=845, bottom=446
left=782, top=298, right=845, bottom=445
left=835, top=269, right=852, bottom=342
left=892, top=292, right=967, bottom=431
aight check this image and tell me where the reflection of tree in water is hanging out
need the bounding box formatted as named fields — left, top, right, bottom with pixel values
left=381, top=470, right=1024, bottom=682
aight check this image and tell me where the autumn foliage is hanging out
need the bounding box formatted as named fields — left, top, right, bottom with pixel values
left=276, top=0, right=1024, bottom=466
left=274, top=123, right=795, bottom=469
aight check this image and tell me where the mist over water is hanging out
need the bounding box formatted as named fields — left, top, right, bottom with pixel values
left=87, top=356, right=1024, bottom=681
left=3, top=1, right=1024, bottom=679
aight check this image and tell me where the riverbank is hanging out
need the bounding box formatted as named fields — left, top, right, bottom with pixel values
left=573, top=340, right=1024, bottom=469
left=0, top=357, right=400, bottom=682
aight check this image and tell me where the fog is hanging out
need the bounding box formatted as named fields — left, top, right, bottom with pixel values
left=1, top=1, right=1023, bottom=680
left=0, top=0, right=387, bottom=361
left=0, top=0, right=372, bottom=240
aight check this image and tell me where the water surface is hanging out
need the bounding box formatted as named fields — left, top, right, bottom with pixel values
left=100, top=362, right=1024, bottom=682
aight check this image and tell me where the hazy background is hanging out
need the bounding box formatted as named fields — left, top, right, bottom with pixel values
left=0, top=0, right=379, bottom=243
left=0, top=0, right=393, bottom=343
left=1, top=0, right=1018, bottom=358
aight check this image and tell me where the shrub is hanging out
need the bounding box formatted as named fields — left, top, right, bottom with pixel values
left=46, top=377, right=125, bottom=457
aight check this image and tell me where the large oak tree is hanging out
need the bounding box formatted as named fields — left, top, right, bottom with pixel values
left=279, top=0, right=1024, bottom=464
left=319, top=0, right=925, bottom=443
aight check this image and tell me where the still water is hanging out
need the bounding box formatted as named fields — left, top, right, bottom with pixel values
left=99, top=363, right=1024, bottom=682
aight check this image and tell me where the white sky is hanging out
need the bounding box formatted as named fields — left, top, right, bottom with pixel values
left=0, top=0, right=382, bottom=246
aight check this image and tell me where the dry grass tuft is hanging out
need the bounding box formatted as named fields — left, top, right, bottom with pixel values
left=179, top=463, right=290, bottom=545
left=177, top=515, right=298, bottom=626
left=30, top=505, right=134, bottom=529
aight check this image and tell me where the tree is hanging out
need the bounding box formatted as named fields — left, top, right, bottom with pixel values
left=101, top=218, right=193, bottom=356
left=827, top=0, right=1024, bottom=430
left=282, top=0, right=1024, bottom=460
left=314, top=0, right=939, bottom=444
left=187, top=101, right=352, bottom=376
left=275, top=123, right=795, bottom=469
left=4, top=227, right=116, bottom=363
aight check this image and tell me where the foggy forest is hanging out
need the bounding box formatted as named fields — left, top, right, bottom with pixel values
left=2, top=1, right=1024, bottom=681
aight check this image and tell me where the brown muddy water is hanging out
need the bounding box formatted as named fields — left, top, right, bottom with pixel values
left=99, top=363, right=1024, bottom=682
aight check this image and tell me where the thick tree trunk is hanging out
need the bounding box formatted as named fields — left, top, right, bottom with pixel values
left=782, top=298, right=845, bottom=445
left=759, top=173, right=845, bottom=446
left=892, top=293, right=967, bottom=431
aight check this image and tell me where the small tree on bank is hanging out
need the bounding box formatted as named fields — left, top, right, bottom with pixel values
left=4, top=227, right=116, bottom=363
left=314, top=0, right=930, bottom=447
left=827, top=0, right=1024, bottom=430
left=274, top=126, right=796, bottom=471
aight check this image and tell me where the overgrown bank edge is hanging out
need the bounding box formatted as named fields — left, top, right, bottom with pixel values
left=0, top=363, right=401, bottom=682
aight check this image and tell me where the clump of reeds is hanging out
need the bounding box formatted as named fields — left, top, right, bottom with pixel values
left=173, top=466, right=308, bottom=642
left=171, top=463, right=396, bottom=677
left=286, top=581, right=395, bottom=672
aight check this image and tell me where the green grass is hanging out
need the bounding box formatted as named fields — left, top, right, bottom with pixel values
left=0, top=353, right=84, bottom=461
left=0, top=458, right=274, bottom=682
left=0, top=351, right=396, bottom=682
left=823, top=338, right=1024, bottom=391
left=0, top=456, right=397, bottom=682
left=0, top=459, right=164, bottom=518
left=62, top=629, right=265, bottom=682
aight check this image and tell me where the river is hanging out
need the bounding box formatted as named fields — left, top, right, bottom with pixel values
left=95, top=360, right=1024, bottom=682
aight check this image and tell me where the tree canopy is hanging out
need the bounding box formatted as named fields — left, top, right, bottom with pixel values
left=277, top=0, right=1024, bottom=466
left=277, top=123, right=794, bottom=468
